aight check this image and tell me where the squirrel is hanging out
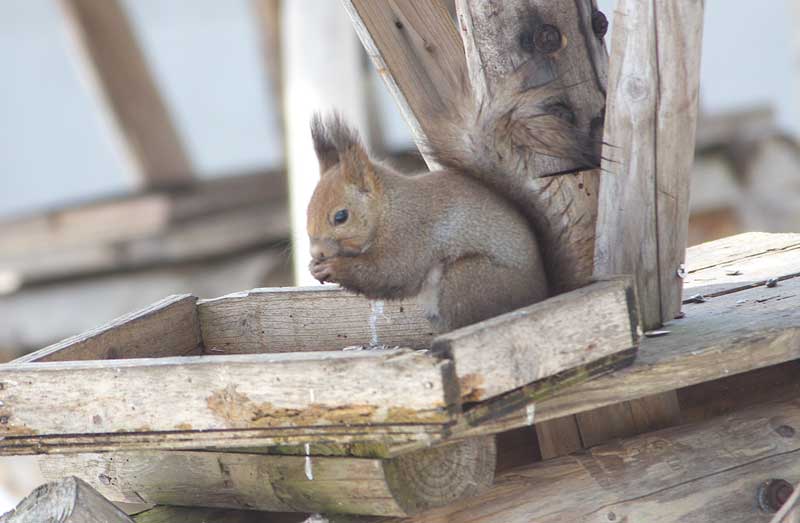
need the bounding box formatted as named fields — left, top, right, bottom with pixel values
left=306, top=73, right=597, bottom=333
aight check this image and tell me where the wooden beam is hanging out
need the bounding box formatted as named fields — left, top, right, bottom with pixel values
left=0, top=350, right=455, bottom=451
left=283, top=0, right=368, bottom=285
left=360, top=398, right=800, bottom=523
left=58, top=0, right=192, bottom=187
left=0, top=476, right=134, bottom=523
left=14, top=294, right=201, bottom=363
left=342, top=0, right=467, bottom=168
left=40, top=439, right=495, bottom=517
left=594, top=0, right=706, bottom=329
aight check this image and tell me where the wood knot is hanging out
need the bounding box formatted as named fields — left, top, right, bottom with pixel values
left=534, top=25, right=565, bottom=54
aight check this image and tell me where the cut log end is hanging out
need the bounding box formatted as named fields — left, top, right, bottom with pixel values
left=384, top=436, right=496, bottom=515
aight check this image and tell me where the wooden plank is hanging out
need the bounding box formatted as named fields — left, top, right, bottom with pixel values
left=594, top=0, right=705, bottom=328
left=58, top=0, right=192, bottom=187
left=342, top=0, right=467, bottom=167
left=0, top=251, right=283, bottom=357
left=459, top=267, right=800, bottom=438
left=0, top=476, right=134, bottom=523
left=283, top=0, right=368, bottom=285
left=198, top=287, right=435, bottom=353
left=370, top=398, right=800, bottom=523
left=40, top=439, right=495, bottom=516
left=433, top=278, right=638, bottom=402
left=0, top=350, right=455, bottom=447
left=14, top=294, right=200, bottom=363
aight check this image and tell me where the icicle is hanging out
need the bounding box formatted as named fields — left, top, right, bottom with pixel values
left=369, top=300, right=385, bottom=346
left=304, top=442, right=314, bottom=480
left=526, top=404, right=536, bottom=426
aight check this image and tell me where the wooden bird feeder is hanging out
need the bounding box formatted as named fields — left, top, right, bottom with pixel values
left=3, top=0, right=800, bottom=522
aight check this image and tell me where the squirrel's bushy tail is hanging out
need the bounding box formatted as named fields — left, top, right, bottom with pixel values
left=423, top=73, right=599, bottom=188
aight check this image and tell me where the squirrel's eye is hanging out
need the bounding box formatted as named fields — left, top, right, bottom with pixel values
left=333, top=209, right=349, bottom=225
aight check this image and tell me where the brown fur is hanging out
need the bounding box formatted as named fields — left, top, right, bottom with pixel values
left=307, top=116, right=548, bottom=332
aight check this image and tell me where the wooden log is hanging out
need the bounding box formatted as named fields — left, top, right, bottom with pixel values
left=58, top=0, right=192, bottom=188
left=366, top=398, right=800, bottom=523
left=14, top=294, right=200, bottom=363
left=433, top=277, right=638, bottom=403
left=0, top=476, right=133, bottom=523
left=283, top=0, right=368, bottom=285
left=342, top=0, right=467, bottom=168
left=0, top=350, right=455, bottom=450
left=594, top=0, right=706, bottom=328
left=40, top=439, right=495, bottom=516
left=251, top=0, right=285, bottom=149
left=198, top=287, right=434, bottom=354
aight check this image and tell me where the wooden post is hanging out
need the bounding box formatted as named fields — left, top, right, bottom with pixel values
left=588, top=0, right=706, bottom=458
left=594, top=0, right=705, bottom=329
left=58, top=0, right=193, bottom=188
left=283, top=0, right=369, bottom=285
left=0, top=477, right=134, bottom=523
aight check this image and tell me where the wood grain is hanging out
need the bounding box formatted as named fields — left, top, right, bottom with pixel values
left=470, top=271, right=800, bottom=436
left=14, top=294, right=201, bottom=363
left=368, top=398, right=800, bottom=523
left=198, top=287, right=434, bottom=353
left=40, top=438, right=494, bottom=516
left=0, top=350, right=455, bottom=448
left=132, top=507, right=301, bottom=523
left=58, top=0, right=192, bottom=187
left=433, top=278, right=637, bottom=402
left=342, top=0, right=467, bottom=167
left=594, top=0, right=705, bottom=328
left=0, top=476, right=133, bottom=523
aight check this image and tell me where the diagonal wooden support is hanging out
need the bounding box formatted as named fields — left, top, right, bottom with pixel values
left=58, top=0, right=193, bottom=188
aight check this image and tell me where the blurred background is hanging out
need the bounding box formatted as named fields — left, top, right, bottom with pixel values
left=0, top=0, right=798, bottom=512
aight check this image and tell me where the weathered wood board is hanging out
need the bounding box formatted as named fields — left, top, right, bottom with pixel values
left=459, top=232, right=800, bottom=437
left=14, top=294, right=201, bottom=363
left=0, top=476, right=134, bottom=523
left=594, top=0, right=705, bottom=328
left=198, top=287, right=435, bottom=354
left=434, top=278, right=637, bottom=403
left=40, top=439, right=495, bottom=517
left=0, top=350, right=455, bottom=453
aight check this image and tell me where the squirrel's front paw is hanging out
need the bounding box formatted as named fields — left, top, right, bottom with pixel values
left=309, top=258, right=337, bottom=284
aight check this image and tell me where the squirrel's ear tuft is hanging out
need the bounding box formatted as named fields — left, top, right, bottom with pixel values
left=310, top=113, right=363, bottom=174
